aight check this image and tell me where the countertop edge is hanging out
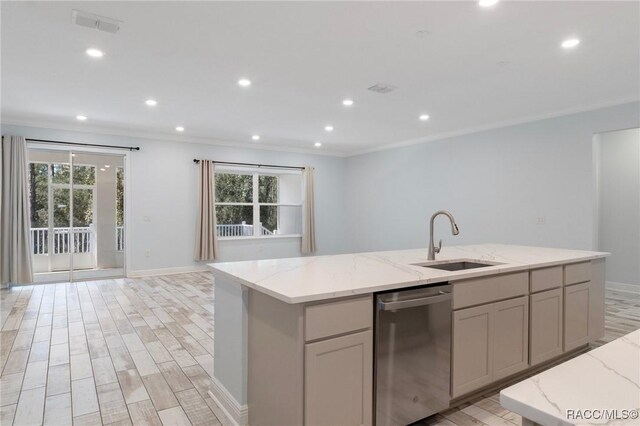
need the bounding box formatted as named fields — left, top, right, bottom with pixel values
left=499, top=329, right=640, bottom=426
left=208, top=251, right=608, bottom=304
left=499, top=391, right=572, bottom=426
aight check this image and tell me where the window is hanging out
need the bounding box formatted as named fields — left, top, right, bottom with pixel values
left=214, top=169, right=302, bottom=238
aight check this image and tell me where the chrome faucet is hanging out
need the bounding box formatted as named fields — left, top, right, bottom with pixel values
left=428, top=210, right=460, bottom=260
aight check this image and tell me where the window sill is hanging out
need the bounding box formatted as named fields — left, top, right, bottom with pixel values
left=218, top=234, right=302, bottom=242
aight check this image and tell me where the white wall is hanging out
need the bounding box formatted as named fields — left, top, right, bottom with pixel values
left=596, top=128, right=640, bottom=287
left=2, top=124, right=348, bottom=275
left=345, top=102, right=640, bottom=254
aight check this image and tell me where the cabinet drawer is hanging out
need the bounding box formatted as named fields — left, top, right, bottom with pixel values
left=564, top=262, right=591, bottom=285
left=305, top=296, right=372, bottom=342
left=452, top=272, right=528, bottom=310
left=531, top=266, right=563, bottom=293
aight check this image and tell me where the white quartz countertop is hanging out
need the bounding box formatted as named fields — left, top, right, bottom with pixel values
left=208, top=244, right=607, bottom=304
left=500, top=329, right=640, bottom=426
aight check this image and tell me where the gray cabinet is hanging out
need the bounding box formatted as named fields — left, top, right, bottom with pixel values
left=564, top=282, right=591, bottom=351
left=492, top=296, right=529, bottom=380
left=247, top=292, right=373, bottom=426
left=530, top=288, right=563, bottom=365
left=452, top=295, right=529, bottom=397
left=452, top=303, right=493, bottom=397
left=246, top=259, right=606, bottom=424
left=305, top=330, right=373, bottom=426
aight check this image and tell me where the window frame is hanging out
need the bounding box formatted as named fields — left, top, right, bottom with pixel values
left=214, top=168, right=303, bottom=240
left=115, top=167, right=125, bottom=252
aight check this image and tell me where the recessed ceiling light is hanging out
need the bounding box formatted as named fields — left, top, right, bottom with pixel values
left=252, top=135, right=260, bottom=141
left=238, top=79, right=252, bottom=87
left=314, top=142, right=322, bottom=148
left=478, top=0, right=499, bottom=7
left=419, top=114, right=430, bottom=121
left=561, top=38, right=580, bottom=49
left=342, top=99, right=354, bottom=106
left=104, top=165, right=111, bottom=168
left=85, top=48, right=104, bottom=58
left=76, top=115, right=87, bottom=121
left=100, top=168, right=106, bottom=171
left=176, top=126, right=184, bottom=132
left=145, top=99, right=157, bottom=106
left=324, top=125, right=334, bottom=132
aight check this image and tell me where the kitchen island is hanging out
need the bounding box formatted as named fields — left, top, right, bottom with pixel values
left=208, top=244, right=607, bottom=426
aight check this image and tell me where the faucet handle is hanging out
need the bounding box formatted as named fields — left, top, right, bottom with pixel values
left=434, top=239, right=442, bottom=254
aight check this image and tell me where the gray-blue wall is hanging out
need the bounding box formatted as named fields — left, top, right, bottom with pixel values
left=345, top=102, right=640, bottom=255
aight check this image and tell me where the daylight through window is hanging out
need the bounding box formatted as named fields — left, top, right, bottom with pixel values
left=214, top=169, right=302, bottom=237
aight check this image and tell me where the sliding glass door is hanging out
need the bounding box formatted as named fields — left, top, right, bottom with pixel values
left=27, top=147, right=125, bottom=283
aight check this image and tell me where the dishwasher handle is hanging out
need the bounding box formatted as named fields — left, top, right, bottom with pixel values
left=378, top=290, right=451, bottom=311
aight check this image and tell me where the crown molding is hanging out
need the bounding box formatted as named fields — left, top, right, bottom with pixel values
left=349, top=97, right=640, bottom=157
left=0, top=117, right=348, bottom=158
left=3, top=96, right=637, bottom=159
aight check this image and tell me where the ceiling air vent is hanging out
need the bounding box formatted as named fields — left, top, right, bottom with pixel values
left=367, top=83, right=398, bottom=94
left=71, top=10, right=121, bottom=34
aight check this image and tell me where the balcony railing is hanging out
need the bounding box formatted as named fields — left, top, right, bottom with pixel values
left=30, top=227, right=93, bottom=255
left=217, top=222, right=274, bottom=237
left=31, top=222, right=272, bottom=255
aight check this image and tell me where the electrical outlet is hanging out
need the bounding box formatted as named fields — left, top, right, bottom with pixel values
left=536, top=216, right=546, bottom=225
left=144, top=216, right=151, bottom=222
left=144, top=250, right=151, bottom=258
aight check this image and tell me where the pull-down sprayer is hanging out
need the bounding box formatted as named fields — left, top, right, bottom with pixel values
left=428, top=210, right=460, bottom=260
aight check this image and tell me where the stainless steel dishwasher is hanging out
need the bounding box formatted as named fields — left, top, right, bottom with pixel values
left=375, top=284, right=452, bottom=425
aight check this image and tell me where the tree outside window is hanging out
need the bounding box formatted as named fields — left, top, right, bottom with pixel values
left=214, top=171, right=301, bottom=237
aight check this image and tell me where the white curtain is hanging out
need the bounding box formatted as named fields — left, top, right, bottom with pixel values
left=301, top=166, right=316, bottom=254
left=194, top=160, right=218, bottom=261
left=1, top=136, right=34, bottom=287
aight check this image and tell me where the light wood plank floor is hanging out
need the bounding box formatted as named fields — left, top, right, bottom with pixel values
left=1, top=273, right=638, bottom=426
left=1, top=272, right=229, bottom=426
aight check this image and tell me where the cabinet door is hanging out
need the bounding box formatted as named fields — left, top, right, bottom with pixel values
left=564, top=282, right=591, bottom=351
left=492, top=296, right=529, bottom=380
left=452, top=304, right=493, bottom=398
left=530, top=289, right=563, bottom=365
left=304, top=330, right=372, bottom=426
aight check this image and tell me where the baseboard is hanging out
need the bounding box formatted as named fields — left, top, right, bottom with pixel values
left=208, top=376, right=248, bottom=426
left=606, top=281, right=640, bottom=294
left=33, top=268, right=125, bottom=283
left=127, top=265, right=208, bottom=278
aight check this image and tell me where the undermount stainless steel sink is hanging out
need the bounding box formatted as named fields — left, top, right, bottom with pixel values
left=414, top=259, right=501, bottom=271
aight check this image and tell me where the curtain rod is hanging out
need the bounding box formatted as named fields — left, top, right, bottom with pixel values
left=193, top=159, right=305, bottom=171
left=27, top=138, right=140, bottom=151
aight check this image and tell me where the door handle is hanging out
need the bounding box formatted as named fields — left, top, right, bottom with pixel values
left=378, top=291, right=452, bottom=311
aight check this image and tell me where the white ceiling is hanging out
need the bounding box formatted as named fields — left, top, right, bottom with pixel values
left=2, top=1, right=639, bottom=155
